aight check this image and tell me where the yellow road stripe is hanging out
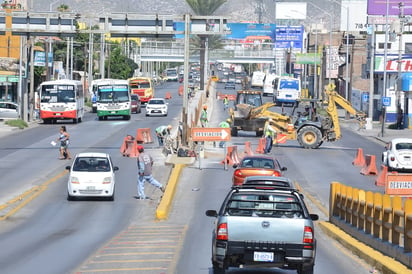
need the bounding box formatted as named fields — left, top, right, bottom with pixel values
left=0, top=170, right=68, bottom=221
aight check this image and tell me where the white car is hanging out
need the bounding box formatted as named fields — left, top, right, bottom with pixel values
left=66, top=152, right=119, bottom=201
left=382, top=138, right=412, bottom=172
left=0, top=101, right=19, bottom=120
left=145, top=98, right=168, bottom=117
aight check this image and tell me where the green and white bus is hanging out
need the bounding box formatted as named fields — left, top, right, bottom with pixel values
left=93, top=79, right=131, bottom=120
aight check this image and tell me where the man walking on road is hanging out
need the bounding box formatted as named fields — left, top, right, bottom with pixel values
left=136, top=146, right=164, bottom=200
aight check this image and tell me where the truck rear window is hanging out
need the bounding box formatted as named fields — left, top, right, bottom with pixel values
left=226, top=193, right=304, bottom=218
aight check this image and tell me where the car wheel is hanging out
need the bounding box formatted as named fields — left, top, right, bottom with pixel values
left=67, top=193, right=74, bottom=201
left=212, top=263, right=226, bottom=274
left=297, top=263, right=314, bottom=274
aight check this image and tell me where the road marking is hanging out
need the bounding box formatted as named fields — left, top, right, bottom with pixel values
left=0, top=170, right=68, bottom=221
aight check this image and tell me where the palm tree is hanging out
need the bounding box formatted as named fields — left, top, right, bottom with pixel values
left=185, top=0, right=227, bottom=90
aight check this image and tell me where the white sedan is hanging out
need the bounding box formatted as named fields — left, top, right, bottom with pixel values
left=145, top=98, right=168, bottom=117
left=382, top=138, right=412, bottom=172
left=66, top=152, right=119, bottom=201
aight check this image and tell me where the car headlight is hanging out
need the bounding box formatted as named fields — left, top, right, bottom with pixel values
left=103, top=177, right=112, bottom=184
left=70, top=176, right=80, bottom=184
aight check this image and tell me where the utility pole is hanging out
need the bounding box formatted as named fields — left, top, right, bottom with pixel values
left=396, top=2, right=404, bottom=124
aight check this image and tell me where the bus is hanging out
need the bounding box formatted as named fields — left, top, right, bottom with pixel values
left=92, top=79, right=131, bottom=121
left=273, top=77, right=301, bottom=105
left=128, top=77, right=154, bottom=104
left=164, top=68, right=178, bottom=81
left=39, top=79, right=84, bottom=124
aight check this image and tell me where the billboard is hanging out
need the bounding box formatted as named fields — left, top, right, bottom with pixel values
left=274, top=26, right=304, bottom=49
left=367, top=0, right=412, bottom=15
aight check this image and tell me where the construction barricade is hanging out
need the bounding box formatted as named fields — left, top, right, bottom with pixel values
left=244, top=141, right=254, bottom=156
left=375, top=165, right=388, bottom=187
left=353, top=148, right=366, bottom=167
left=360, top=154, right=378, bottom=175
left=120, top=135, right=139, bottom=157
left=221, top=146, right=241, bottom=166
left=256, top=138, right=266, bottom=154
left=136, top=128, right=154, bottom=144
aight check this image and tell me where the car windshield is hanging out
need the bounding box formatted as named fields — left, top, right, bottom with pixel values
left=226, top=193, right=303, bottom=218
left=73, top=157, right=110, bottom=172
left=149, top=100, right=165, bottom=105
left=241, top=158, right=274, bottom=169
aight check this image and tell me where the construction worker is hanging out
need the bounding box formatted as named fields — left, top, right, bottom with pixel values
left=155, top=125, right=172, bottom=146
left=223, top=95, right=229, bottom=111
left=263, top=119, right=277, bottom=154
left=200, top=105, right=208, bottom=127
left=218, top=118, right=231, bottom=148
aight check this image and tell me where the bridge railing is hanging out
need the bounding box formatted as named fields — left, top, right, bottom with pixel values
left=330, top=182, right=412, bottom=268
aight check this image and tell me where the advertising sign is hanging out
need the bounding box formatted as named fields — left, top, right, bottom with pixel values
left=274, top=26, right=304, bottom=49
left=367, top=0, right=412, bottom=16
left=34, top=51, right=53, bottom=67
left=374, top=55, right=412, bottom=73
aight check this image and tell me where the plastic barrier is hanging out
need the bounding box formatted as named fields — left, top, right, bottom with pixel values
left=178, top=85, right=183, bottom=96
left=221, top=146, right=240, bottom=166
left=136, top=128, right=154, bottom=144
left=360, top=154, right=378, bottom=175
left=276, top=133, right=287, bottom=144
left=375, top=164, right=388, bottom=186
left=120, top=135, right=138, bottom=157
left=353, top=148, right=366, bottom=167
left=165, top=91, right=172, bottom=99
left=255, top=137, right=266, bottom=154
left=244, top=141, right=254, bottom=156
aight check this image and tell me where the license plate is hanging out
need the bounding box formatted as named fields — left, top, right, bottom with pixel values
left=55, top=113, right=61, bottom=116
left=110, top=111, right=116, bottom=114
left=253, top=251, right=274, bottom=262
left=86, top=186, right=95, bottom=190
left=153, top=110, right=160, bottom=113
left=286, top=94, right=292, bottom=98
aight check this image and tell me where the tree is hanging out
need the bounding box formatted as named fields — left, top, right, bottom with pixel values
left=105, top=43, right=137, bottom=79
left=185, top=0, right=227, bottom=90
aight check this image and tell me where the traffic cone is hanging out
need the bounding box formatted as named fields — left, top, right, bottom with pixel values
left=256, top=138, right=266, bottom=154
left=244, top=141, right=254, bottom=156
left=360, top=155, right=378, bottom=175
left=375, top=165, right=388, bottom=186
left=353, top=148, right=366, bottom=167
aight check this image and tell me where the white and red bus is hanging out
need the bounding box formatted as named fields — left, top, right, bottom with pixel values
left=39, top=79, right=84, bottom=124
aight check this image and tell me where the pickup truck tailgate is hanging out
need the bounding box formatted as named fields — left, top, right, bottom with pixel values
left=227, top=216, right=306, bottom=243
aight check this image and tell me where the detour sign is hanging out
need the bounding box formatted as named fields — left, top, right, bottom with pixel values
left=191, top=127, right=231, bottom=142
left=385, top=174, right=412, bottom=196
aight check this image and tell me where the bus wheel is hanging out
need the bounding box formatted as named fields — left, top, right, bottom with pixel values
left=98, top=116, right=103, bottom=121
left=73, top=118, right=78, bottom=124
left=124, top=115, right=131, bottom=120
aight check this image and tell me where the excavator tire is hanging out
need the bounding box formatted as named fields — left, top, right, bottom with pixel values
left=297, top=125, right=322, bottom=149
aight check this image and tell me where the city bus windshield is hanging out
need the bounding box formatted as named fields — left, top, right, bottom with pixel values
left=40, top=85, right=76, bottom=103
left=97, top=85, right=129, bottom=103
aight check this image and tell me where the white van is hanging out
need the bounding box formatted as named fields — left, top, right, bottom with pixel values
left=263, top=74, right=279, bottom=96
left=251, top=71, right=266, bottom=89
left=273, top=77, right=301, bottom=105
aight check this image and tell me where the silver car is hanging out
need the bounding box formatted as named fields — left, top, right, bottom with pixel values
left=0, top=101, right=19, bottom=120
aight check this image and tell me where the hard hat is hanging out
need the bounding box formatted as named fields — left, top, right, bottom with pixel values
left=226, top=118, right=232, bottom=123
left=167, top=124, right=172, bottom=129
left=203, top=105, right=208, bottom=110
left=137, top=145, right=144, bottom=152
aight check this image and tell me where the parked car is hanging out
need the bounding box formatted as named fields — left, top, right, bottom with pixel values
left=145, top=98, right=168, bottom=117
left=205, top=187, right=318, bottom=274
left=232, top=155, right=287, bottom=186
left=130, top=94, right=142, bottom=114
left=66, top=152, right=119, bottom=201
left=0, top=101, right=19, bottom=120
left=382, top=138, right=412, bottom=172
left=224, top=79, right=236, bottom=89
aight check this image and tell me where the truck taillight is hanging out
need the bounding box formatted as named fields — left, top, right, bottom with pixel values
left=303, top=226, right=314, bottom=244
left=216, top=223, right=228, bottom=240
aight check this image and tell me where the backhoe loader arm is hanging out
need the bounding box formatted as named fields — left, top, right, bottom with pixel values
left=324, top=83, right=366, bottom=140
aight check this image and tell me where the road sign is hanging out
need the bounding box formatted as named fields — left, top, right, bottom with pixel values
left=382, top=96, right=391, bottom=107
left=362, top=93, right=369, bottom=102
left=191, top=127, right=231, bottom=142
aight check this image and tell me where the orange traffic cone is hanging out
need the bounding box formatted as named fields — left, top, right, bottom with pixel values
left=375, top=165, right=388, bottom=186
left=353, top=148, right=366, bottom=167
left=244, top=141, right=254, bottom=156
left=256, top=138, right=266, bottom=154
left=360, top=155, right=378, bottom=175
